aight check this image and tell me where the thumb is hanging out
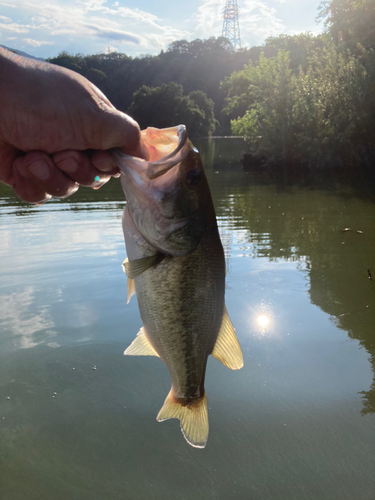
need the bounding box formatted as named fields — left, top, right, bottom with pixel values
left=97, top=109, right=145, bottom=158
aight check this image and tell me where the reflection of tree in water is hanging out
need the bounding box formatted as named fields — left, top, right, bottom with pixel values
left=211, top=170, right=375, bottom=415
left=360, top=354, right=375, bottom=416
left=2, top=146, right=374, bottom=414
left=0, top=177, right=126, bottom=217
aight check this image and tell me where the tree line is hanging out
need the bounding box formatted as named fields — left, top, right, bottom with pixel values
left=223, top=0, right=375, bottom=170
left=48, top=0, right=375, bottom=169
left=48, top=37, right=257, bottom=137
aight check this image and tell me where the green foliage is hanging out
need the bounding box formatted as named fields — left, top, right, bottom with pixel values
left=224, top=51, right=294, bottom=163
left=47, top=51, right=87, bottom=74
left=292, top=43, right=372, bottom=167
left=222, top=1, right=375, bottom=170
left=187, top=90, right=219, bottom=136
left=317, top=0, right=375, bottom=53
left=264, top=33, right=326, bottom=71
left=127, top=83, right=217, bottom=137
left=46, top=3, right=374, bottom=170
left=47, top=38, right=257, bottom=135
left=86, top=68, right=107, bottom=86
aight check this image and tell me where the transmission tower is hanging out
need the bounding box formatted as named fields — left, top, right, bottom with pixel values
left=222, top=0, right=241, bottom=51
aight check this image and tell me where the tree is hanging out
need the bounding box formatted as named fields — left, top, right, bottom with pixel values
left=47, top=52, right=86, bottom=74
left=127, top=82, right=217, bottom=137
left=188, top=91, right=218, bottom=136
left=291, top=42, right=369, bottom=167
left=265, top=33, right=326, bottom=71
left=317, top=0, right=375, bottom=53
left=222, top=51, right=294, bottom=164
left=47, top=38, right=261, bottom=135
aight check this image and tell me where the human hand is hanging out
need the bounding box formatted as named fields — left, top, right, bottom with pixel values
left=0, top=47, right=146, bottom=203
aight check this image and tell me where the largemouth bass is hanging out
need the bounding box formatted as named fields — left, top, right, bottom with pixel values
left=113, top=125, right=243, bottom=448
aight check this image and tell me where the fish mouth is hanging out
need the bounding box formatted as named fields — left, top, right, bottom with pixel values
left=111, top=124, right=189, bottom=183
left=113, top=125, right=200, bottom=256
left=145, top=125, right=188, bottom=180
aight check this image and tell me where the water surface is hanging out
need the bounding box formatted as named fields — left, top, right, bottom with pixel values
left=1, top=139, right=374, bottom=500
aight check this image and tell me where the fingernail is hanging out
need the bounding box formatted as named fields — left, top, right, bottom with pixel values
left=35, top=195, right=52, bottom=205
left=29, top=160, right=51, bottom=181
left=95, top=161, right=116, bottom=173
left=92, top=175, right=110, bottom=190
left=60, top=183, right=80, bottom=198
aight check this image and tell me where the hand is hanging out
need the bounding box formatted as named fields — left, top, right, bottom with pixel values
left=0, top=47, right=146, bottom=203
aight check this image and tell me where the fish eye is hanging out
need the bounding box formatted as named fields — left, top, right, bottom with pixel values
left=185, top=168, right=201, bottom=187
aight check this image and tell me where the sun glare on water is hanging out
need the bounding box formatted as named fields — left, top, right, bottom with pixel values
left=257, top=315, right=270, bottom=328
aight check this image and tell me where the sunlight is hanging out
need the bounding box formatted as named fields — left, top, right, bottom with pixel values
left=252, top=308, right=275, bottom=338
left=257, top=315, right=270, bottom=328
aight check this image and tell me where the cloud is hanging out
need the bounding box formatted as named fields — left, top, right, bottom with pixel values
left=148, top=31, right=189, bottom=51
left=0, top=0, right=190, bottom=55
left=192, top=0, right=285, bottom=46
left=0, top=0, right=313, bottom=58
left=240, top=0, right=285, bottom=45
left=86, top=24, right=144, bottom=44
left=194, top=0, right=224, bottom=37
left=23, top=37, right=54, bottom=46
left=0, top=21, right=31, bottom=33
left=0, top=287, right=55, bottom=349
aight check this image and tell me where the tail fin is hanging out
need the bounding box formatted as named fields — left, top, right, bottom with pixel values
left=156, top=389, right=208, bottom=449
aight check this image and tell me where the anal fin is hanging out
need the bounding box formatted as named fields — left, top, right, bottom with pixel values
left=156, top=389, right=208, bottom=449
left=124, top=327, right=159, bottom=357
left=211, top=306, right=244, bottom=370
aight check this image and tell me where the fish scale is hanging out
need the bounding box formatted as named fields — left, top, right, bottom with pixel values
left=138, top=233, right=224, bottom=400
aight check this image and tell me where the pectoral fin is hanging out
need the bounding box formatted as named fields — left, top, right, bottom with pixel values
left=124, top=327, right=159, bottom=357
left=157, top=389, right=208, bottom=449
left=123, top=253, right=165, bottom=279
left=211, top=306, right=244, bottom=370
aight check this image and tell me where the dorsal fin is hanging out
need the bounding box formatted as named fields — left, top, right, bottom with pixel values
left=211, top=306, right=244, bottom=370
left=123, top=253, right=165, bottom=279
left=124, top=327, right=160, bottom=357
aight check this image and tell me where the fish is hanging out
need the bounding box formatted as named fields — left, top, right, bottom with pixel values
left=113, top=125, right=243, bottom=448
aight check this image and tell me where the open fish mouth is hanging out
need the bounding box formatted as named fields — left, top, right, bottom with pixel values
left=111, top=124, right=189, bottom=181
left=144, top=125, right=188, bottom=179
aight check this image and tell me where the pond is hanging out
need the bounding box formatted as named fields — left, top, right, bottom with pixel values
left=0, top=138, right=374, bottom=500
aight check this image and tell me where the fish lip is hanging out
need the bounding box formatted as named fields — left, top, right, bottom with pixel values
left=146, top=125, right=188, bottom=180
left=110, top=125, right=189, bottom=182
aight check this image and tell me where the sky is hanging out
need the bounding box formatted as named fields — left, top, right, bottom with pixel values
left=0, top=0, right=323, bottom=59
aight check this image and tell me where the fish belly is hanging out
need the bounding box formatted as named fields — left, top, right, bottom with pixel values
left=123, top=206, right=225, bottom=402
